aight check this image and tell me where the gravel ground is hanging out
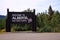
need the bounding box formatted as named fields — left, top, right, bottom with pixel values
left=0, top=32, right=60, bottom=40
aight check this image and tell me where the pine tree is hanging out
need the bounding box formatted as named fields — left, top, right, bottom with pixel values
left=48, top=5, right=54, bottom=20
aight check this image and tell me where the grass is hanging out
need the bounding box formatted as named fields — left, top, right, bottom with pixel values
left=0, top=29, right=6, bottom=34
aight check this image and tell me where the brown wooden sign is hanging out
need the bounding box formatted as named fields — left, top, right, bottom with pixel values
left=6, top=9, right=36, bottom=32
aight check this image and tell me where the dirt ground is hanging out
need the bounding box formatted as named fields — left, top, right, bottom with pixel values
left=0, top=32, right=60, bottom=40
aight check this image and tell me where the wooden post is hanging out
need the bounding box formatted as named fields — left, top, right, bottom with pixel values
left=32, top=9, right=36, bottom=32
left=6, top=9, right=11, bottom=32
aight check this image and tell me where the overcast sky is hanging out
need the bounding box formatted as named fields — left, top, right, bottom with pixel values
left=0, top=0, right=60, bottom=15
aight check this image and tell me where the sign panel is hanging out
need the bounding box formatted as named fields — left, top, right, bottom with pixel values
left=10, top=12, right=34, bottom=23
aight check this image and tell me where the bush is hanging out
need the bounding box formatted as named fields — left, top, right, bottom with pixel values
left=12, top=24, right=31, bottom=31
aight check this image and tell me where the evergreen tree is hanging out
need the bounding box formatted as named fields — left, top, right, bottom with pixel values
left=48, top=5, right=54, bottom=20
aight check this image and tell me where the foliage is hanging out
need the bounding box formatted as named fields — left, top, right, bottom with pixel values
left=0, top=18, right=6, bottom=31
left=37, top=10, right=60, bottom=32
left=12, top=24, right=31, bottom=31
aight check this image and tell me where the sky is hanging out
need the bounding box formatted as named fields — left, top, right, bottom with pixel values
left=0, top=0, right=60, bottom=15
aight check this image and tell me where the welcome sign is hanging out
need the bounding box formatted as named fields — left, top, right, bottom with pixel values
left=6, top=9, right=36, bottom=32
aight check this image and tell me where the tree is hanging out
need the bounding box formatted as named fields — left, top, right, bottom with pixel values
left=24, top=8, right=32, bottom=12
left=48, top=5, right=54, bottom=20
